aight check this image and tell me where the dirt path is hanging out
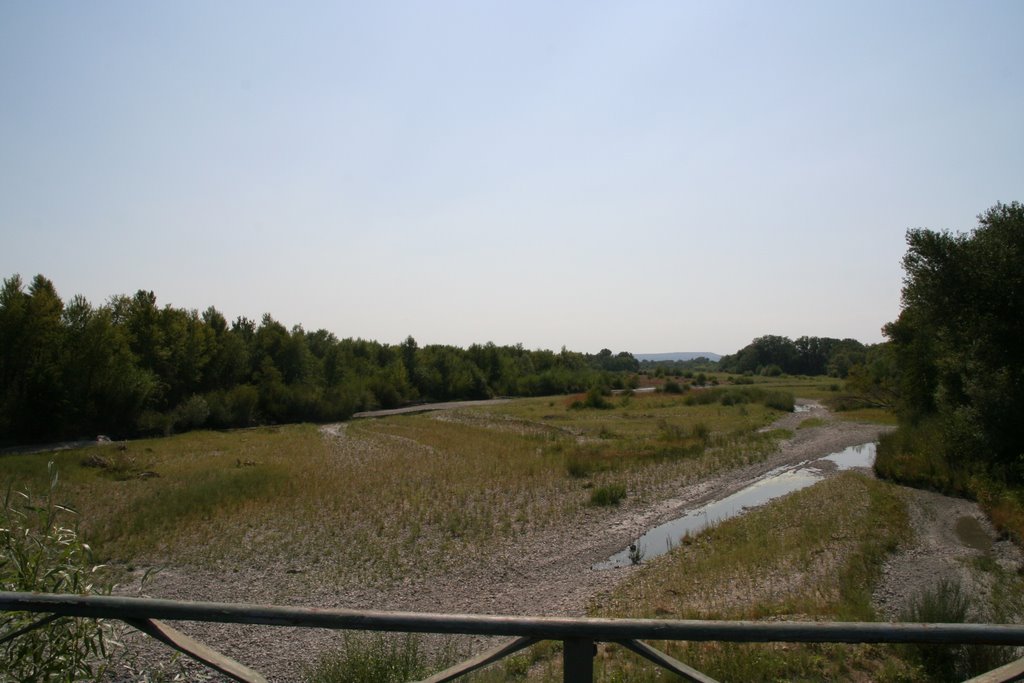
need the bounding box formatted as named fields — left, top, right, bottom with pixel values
left=112, top=402, right=910, bottom=680
left=351, top=398, right=512, bottom=419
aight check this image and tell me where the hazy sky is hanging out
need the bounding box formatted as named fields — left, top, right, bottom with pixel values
left=2, top=2, right=1022, bottom=355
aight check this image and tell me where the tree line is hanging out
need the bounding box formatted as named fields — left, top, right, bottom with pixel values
left=875, top=201, right=1024, bottom=487
left=717, top=334, right=872, bottom=378
left=0, top=276, right=638, bottom=444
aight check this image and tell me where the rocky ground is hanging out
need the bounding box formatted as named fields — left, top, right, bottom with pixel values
left=107, top=401, right=1017, bottom=681
left=872, top=487, right=1023, bottom=622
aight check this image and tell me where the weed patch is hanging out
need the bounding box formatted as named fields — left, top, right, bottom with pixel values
left=590, top=483, right=627, bottom=506
left=303, top=633, right=456, bottom=683
left=899, top=578, right=1016, bottom=681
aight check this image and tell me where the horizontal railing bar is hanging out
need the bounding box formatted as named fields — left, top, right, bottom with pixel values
left=4, top=592, right=1024, bottom=646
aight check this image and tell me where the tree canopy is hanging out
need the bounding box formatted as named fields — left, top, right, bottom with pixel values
left=883, top=201, right=1024, bottom=478
left=717, top=334, right=868, bottom=377
left=0, top=276, right=639, bottom=444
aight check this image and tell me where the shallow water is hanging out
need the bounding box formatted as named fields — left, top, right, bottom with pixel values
left=595, top=442, right=877, bottom=569
left=821, top=442, right=876, bottom=470
left=955, top=516, right=993, bottom=552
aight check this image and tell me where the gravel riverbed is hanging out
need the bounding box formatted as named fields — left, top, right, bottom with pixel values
left=109, top=401, right=1014, bottom=681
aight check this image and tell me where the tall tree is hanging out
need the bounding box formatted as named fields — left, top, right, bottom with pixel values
left=885, top=201, right=1024, bottom=476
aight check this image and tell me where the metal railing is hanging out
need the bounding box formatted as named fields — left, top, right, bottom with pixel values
left=3, top=591, right=1024, bottom=682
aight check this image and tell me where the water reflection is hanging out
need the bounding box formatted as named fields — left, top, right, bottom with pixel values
left=595, top=442, right=877, bottom=569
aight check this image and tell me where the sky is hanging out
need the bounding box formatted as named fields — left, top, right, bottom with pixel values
left=2, top=2, right=1022, bottom=356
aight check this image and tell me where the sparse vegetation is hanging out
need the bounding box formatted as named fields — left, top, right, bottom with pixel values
left=0, top=391, right=791, bottom=584
left=590, top=472, right=913, bottom=681
left=899, top=578, right=1016, bottom=682
left=0, top=384, right=911, bottom=680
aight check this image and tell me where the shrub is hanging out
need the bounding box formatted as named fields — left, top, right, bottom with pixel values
left=225, top=384, right=260, bottom=424
left=573, top=386, right=612, bottom=410
left=662, top=381, right=684, bottom=394
left=874, top=421, right=972, bottom=496
left=1, top=463, right=113, bottom=680
left=304, top=633, right=448, bottom=683
left=900, top=578, right=1014, bottom=681
left=590, top=483, right=627, bottom=506
left=762, top=391, right=795, bottom=412
left=136, top=409, right=172, bottom=436
left=173, top=395, right=210, bottom=431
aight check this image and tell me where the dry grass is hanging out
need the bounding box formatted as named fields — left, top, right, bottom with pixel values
left=0, top=392, right=794, bottom=587
left=587, top=472, right=914, bottom=681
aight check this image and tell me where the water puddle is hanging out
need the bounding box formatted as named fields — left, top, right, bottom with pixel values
left=595, top=442, right=877, bottom=570
left=955, top=516, right=993, bottom=552
left=793, top=404, right=813, bottom=413
left=821, top=442, right=877, bottom=469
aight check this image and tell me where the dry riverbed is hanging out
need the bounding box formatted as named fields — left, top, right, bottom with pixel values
left=110, top=401, right=1017, bottom=681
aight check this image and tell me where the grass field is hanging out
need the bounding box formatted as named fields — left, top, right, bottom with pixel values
left=0, top=387, right=798, bottom=585
left=2, top=377, right=918, bottom=680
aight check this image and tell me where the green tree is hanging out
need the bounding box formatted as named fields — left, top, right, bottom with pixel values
left=0, top=276, right=67, bottom=439
left=885, top=201, right=1024, bottom=477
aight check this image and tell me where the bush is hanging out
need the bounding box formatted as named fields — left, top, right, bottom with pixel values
left=662, top=380, right=684, bottom=394
left=590, top=483, right=627, bottom=506
left=304, top=633, right=448, bottom=683
left=874, top=421, right=972, bottom=496
left=136, top=408, right=173, bottom=436
left=900, top=578, right=1014, bottom=681
left=572, top=386, right=612, bottom=410
left=173, top=395, right=210, bottom=431
left=1, top=463, right=113, bottom=680
left=761, top=390, right=795, bottom=412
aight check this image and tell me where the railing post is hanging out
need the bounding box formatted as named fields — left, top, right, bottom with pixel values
left=563, top=638, right=595, bottom=683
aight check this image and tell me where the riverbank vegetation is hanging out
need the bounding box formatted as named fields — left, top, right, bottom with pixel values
left=873, top=202, right=1024, bottom=542
left=0, top=275, right=644, bottom=445
left=0, top=390, right=792, bottom=580
left=1, top=269, right=905, bottom=450
left=717, top=334, right=876, bottom=379
left=588, top=472, right=913, bottom=681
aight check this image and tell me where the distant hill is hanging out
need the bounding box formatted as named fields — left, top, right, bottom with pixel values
left=635, top=352, right=721, bottom=362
